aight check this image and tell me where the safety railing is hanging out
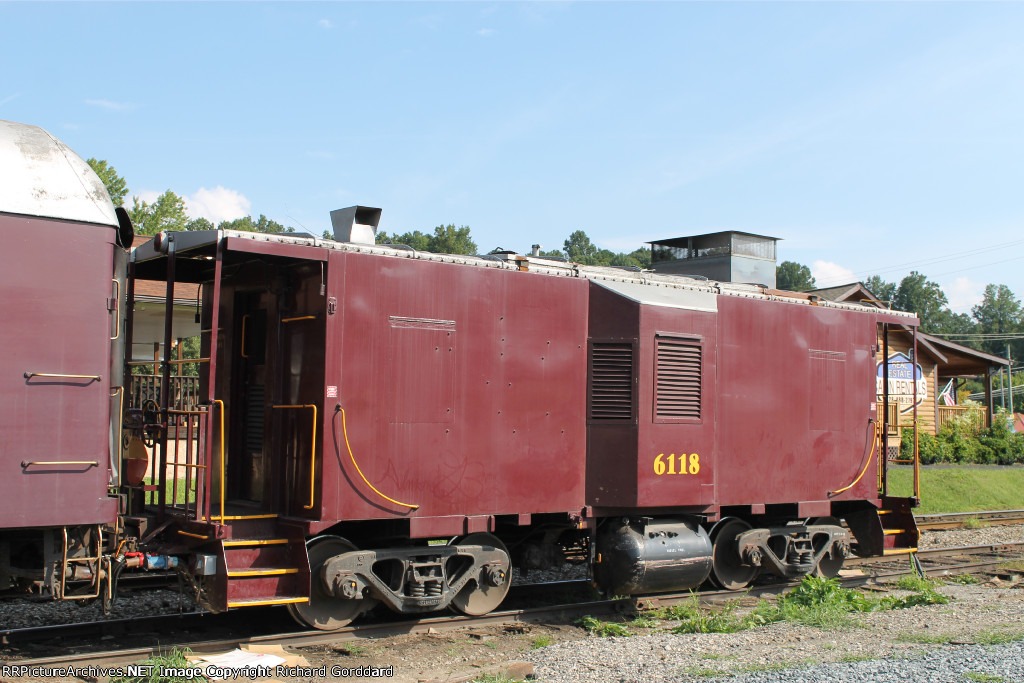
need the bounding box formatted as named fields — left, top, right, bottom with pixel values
left=130, top=374, right=201, bottom=413
left=148, top=406, right=209, bottom=523
left=936, top=405, right=987, bottom=434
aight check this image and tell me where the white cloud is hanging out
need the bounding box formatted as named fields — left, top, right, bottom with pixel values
left=945, top=276, right=985, bottom=314
left=84, top=99, right=136, bottom=112
left=133, top=190, right=161, bottom=205
left=319, top=19, right=333, bottom=29
left=476, top=28, right=495, bottom=37
left=184, top=186, right=251, bottom=224
left=0, top=93, right=20, bottom=107
left=811, top=260, right=855, bottom=287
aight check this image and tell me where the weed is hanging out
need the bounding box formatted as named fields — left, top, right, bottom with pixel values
left=575, top=615, right=631, bottom=637
left=896, top=631, right=956, bottom=645
left=472, top=675, right=523, bottom=683
left=336, top=643, right=367, bottom=656
left=963, top=674, right=1003, bottom=683
left=879, top=589, right=950, bottom=610
left=999, top=560, right=1024, bottom=573
left=111, top=649, right=204, bottom=683
left=974, top=628, right=1024, bottom=645
left=945, top=574, right=980, bottom=585
left=483, top=640, right=499, bottom=649
left=530, top=635, right=553, bottom=649
left=893, top=575, right=940, bottom=592
left=962, top=517, right=985, bottom=530
left=628, top=614, right=659, bottom=628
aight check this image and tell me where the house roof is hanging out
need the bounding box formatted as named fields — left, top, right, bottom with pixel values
left=808, top=282, right=884, bottom=307
left=132, top=235, right=200, bottom=304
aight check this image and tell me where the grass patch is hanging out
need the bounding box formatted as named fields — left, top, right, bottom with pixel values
left=575, top=615, right=631, bottom=637
left=974, top=627, right=1024, bottom=645
left=944, top=574, right=980, bottom=585
left=887, top=466, right=1024, bottom=514
left=529, top=635, right=553, bottom=649
left=963, top=674, right=1003, bottom=683
left=893, top=575, right=941, bottom=592
left=112, top=649, right=204, bottom=683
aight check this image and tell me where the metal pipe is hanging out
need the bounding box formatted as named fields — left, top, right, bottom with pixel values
left=158, top=237, right=177, bottom=516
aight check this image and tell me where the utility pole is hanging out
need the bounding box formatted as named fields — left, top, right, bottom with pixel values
left=1008, top=343, right=1014, bottom=416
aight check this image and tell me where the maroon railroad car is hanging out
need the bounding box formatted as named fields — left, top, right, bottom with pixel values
left=0, top=120, right=130, bottom=600
left=0, top=120, right=921, bottom=629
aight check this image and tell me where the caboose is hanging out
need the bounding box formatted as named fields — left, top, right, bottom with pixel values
left=0, top=120, right=920, bottom=629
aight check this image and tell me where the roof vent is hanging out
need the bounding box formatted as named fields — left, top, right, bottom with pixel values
left=330, top=205, right=382, bottom=244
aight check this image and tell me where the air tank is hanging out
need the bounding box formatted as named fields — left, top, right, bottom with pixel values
left=594, top=517, right=712, bottom=595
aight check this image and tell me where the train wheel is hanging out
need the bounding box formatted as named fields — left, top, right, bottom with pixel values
left=809, top=517, right=845, bottom=578
left=709, top=518, right=758, bottom=590
left=288, top=536, right=377, bottom=630
left=449, top=533, right=511, bottom=616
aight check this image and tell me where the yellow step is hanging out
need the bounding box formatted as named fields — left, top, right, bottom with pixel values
left=228, top=596, right=308, bottom=608
left=226, top=567, right=298, bottom=578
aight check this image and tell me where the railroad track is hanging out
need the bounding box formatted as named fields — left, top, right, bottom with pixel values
left=5, top=541, right=1024, bottom=672
left=916, top=509, right=1024, bottom=529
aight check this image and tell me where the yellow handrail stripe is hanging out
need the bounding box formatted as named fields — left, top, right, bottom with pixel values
left=227, top=568, right=298, bottom=577
left=830, top=422, right=878, bottom=497
left=213, top=399, right=225, bottom=523
left=228, top=597, right=308, bottom=608
left=224, top=538, right=289, bottom=546
left=340, top=407, right=419, bottom=510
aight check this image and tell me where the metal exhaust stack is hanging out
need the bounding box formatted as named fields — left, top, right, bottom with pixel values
left=331, top=206, right=382, bottom=244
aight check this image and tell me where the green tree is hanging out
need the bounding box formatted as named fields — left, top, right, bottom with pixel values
left=186, top=217, right=215, bottom=231
left=864, top=275, right=897, bottom=304
left=776, top=261, right=816, bottom=291
left=563, top=230, right=599, bottom=264
left=972, top=284, right=1023, bottom=359
left=129, top=190, right=189, bottom=236
left=86, top=158, right=129, bottom=207
left=891, top=271, right=950, bottom=333
left=218, top=214, right=291, bottom=233
left=427, top=224, right=477, bottom=255
left=378, top=230, right=431, bottom=251
left=889, top=272, right=951, bottom=333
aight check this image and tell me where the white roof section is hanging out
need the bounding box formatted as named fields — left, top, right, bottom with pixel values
left=591, top=279, right=718, bottom=312
left=0, top=119, right=117, bottom=226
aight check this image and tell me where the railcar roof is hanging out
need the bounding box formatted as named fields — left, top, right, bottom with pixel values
left=0, top=119, right=117, bottom=227
left=131, top=228, right=917, bottom=321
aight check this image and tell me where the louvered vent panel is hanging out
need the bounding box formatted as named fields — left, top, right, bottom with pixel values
left=589, top=343, right=634, bottom=421
left=656, top=339, right=702, bottom=420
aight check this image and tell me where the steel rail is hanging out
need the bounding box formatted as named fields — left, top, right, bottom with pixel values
left=6, top=542, right=1024, bottom=668
left=916, top=509, right=1024, bottom=530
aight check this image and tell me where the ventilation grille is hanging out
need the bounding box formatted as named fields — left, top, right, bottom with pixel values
left=655, top=338, right=702, bottom=420
left=589, top=343, right=634, bottom=421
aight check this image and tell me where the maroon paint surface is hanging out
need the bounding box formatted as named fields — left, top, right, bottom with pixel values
left=320, top=252, right=589, bottom=526
left=0, top=214, right=118, bottom=528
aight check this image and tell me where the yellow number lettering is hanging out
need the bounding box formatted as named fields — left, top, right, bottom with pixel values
left=653, top=453, right=666, bottom=476
left=667, top=453, right=676, bottom=475
left=689, top=453, right=700, bottom=474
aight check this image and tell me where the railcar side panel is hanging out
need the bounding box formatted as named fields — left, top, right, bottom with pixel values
left=320, top=251, right=588, bottom=527
left=0, top=214, right=118, bottom=528
left=714, top=296, right=879, bottom=507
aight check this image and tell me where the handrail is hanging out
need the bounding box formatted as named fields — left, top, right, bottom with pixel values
left=240, top=314, right=251, bottom=358
left=281, top=315, right=317, bottom=323
left=338, top=407, right=419, bottom=510
left=213, top=399, right=225, bottom=522
left=272, top=404, right=318, bottom=510
left=24, top=372, right=101, bottom=381
left=110, top=278, right=121, bottom=340
left=22, top=460, right=99, bottom=468
left=829, top=420, right=878, bottom=497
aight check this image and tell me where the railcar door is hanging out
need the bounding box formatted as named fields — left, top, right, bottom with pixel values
left=230, top=294, right=270, bottom=506
left=272, top=263, right=326, bottom=517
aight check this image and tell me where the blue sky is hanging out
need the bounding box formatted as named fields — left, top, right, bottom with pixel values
left=4, top=2, right=1024, bottom=313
